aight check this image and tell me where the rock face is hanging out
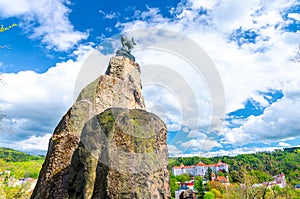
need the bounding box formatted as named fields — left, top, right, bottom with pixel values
left=68, top=108, right=170, bottom=198
left=31, top=56, right=170, bottom=198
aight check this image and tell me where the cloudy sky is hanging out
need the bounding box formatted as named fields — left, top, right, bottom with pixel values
left=0, top=0, right=299, bottom=156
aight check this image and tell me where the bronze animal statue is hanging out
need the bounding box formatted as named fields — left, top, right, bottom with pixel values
left=121, top=35, right=136, bottom=53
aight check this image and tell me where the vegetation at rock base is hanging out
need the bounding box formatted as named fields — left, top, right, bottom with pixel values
left=0, top=148, right=44, bottom=198
left=0, top=147, right=44, bottom=179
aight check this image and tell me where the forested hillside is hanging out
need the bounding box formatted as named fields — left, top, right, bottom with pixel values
left=0, top=147, right=44, bottom=179
left=169, top=147, right=300, bottom=185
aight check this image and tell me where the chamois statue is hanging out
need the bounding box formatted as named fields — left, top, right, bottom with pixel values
left=121, top=35, right=136, bottom=53
left=116, top=35, right=137, bottom=61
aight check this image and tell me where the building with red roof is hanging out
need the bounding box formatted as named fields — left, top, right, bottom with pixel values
left=172, top=160, right=229, bottom=177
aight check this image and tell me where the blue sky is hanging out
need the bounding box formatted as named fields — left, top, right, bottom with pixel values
left=0, top=0, right=300, bottom=156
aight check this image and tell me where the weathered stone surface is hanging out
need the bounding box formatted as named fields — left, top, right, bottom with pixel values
left=68, top=108, right=170, bottom=199
left=32, top=56, right=146, bottom=199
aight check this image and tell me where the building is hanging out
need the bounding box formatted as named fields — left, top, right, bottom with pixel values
left=211, top=173, right=230, bottom=185
left=172, top=163, right=195, bottom=176
left=271, top=173, right=286, bottom=188
left=172, top=160, right=229, bottom=177
left=253, top=173, right=286, bottom=188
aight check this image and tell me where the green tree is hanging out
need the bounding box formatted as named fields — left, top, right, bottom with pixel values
left=205, top=167, right=212, bottom=181
left=175, top=173, right=190, bottom=183
left=250, top=170, right=272, bottom=183
left=203, top=192, right=214, bottom=199
left=170, top=176, right=180, bottom=197
left=210, top=189, right=222, bottom=198
left=194, top=176, right=204, bottom=198
left=207, top=181, right=226, bottom=194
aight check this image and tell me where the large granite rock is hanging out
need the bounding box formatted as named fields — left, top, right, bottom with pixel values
left=31, top=56, right=147, bottom=198
left=68, top=108, right=170, bottom=198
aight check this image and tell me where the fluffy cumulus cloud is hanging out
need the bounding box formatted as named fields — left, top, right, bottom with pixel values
left=0, top=0, right=88, bottom=51
left=222, top=81, right=300, bottom=146
left=2, top=133, right=52, bottom=154
left=0, top=59, right=79, bottom=139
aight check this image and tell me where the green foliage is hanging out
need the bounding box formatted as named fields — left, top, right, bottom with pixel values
left=207, top=181, right=226, bottom=194
left=0, top=148, right=44, bottom=179
left=203, top=192, right=214, bottom=199
left=250, top=170, right=272, bottom=183
left=0, top=159, right=43, bottom=179
left=194, top=176, right=204, bottom=199
left=205, top=167, right=212, bottom=181
left=210, top=189, right=222, bottom=198
left=0, top=147, right=45, bottom=162
left=174, top=173, right=190, bottom=183
left=170, top=176, right=180, bottom=197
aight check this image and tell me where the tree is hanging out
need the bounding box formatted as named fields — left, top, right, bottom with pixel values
left=250, top=170, right=272, bottom=183
left=203, top=192, right=214, bottom=199
left=175, top=173, right=190, bottom=183
left=205, top=167, right=212, bottom=181
left=207, top=181, right=225, bottom=194
left=170, top=176, right=180, bottom=197
left=210, top=189, right=222, bottom=198
left=194, top=176, right=204, bottom=198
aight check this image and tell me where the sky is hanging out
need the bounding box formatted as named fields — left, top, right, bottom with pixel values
left=0, top=0, right=300, bottom=157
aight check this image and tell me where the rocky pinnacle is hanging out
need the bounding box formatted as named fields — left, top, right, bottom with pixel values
left=31, top=56, right=170, bottom=199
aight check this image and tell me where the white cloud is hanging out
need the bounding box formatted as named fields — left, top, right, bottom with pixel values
left=99, top=10, right=120, bottom=19
left=202, top=146, right=283, bottom=157
left=0, top=0, right=88, bottom=51
left=187, top=130, right=207, bottom=139
left=181, top=139, right=222, bottom=151
left=288, top=13, right=300, bottom=21
left=0, top=0, right=30, bottom=16
left=278, top=142, right=290, bottom=147
left=167, top=123, right=181, bottom=131
left=0, top=133, right=52, bottom=154
left=188, top=0, right=216, bottom=10
left=168, top=145, right=182, bottom=155
left=223, top=82, right=300, bottom=146
left=15, top=133, right=52, bottom=151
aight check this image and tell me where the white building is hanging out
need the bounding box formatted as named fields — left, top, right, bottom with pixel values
left=172, top=160, right=229, bottom=177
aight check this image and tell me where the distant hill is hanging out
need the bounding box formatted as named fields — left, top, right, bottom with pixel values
left=0, top=147, right=45, bottom=162
left=0, top=147, right=45, bottom=179
left=168, top=147, right=300, bottom=185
